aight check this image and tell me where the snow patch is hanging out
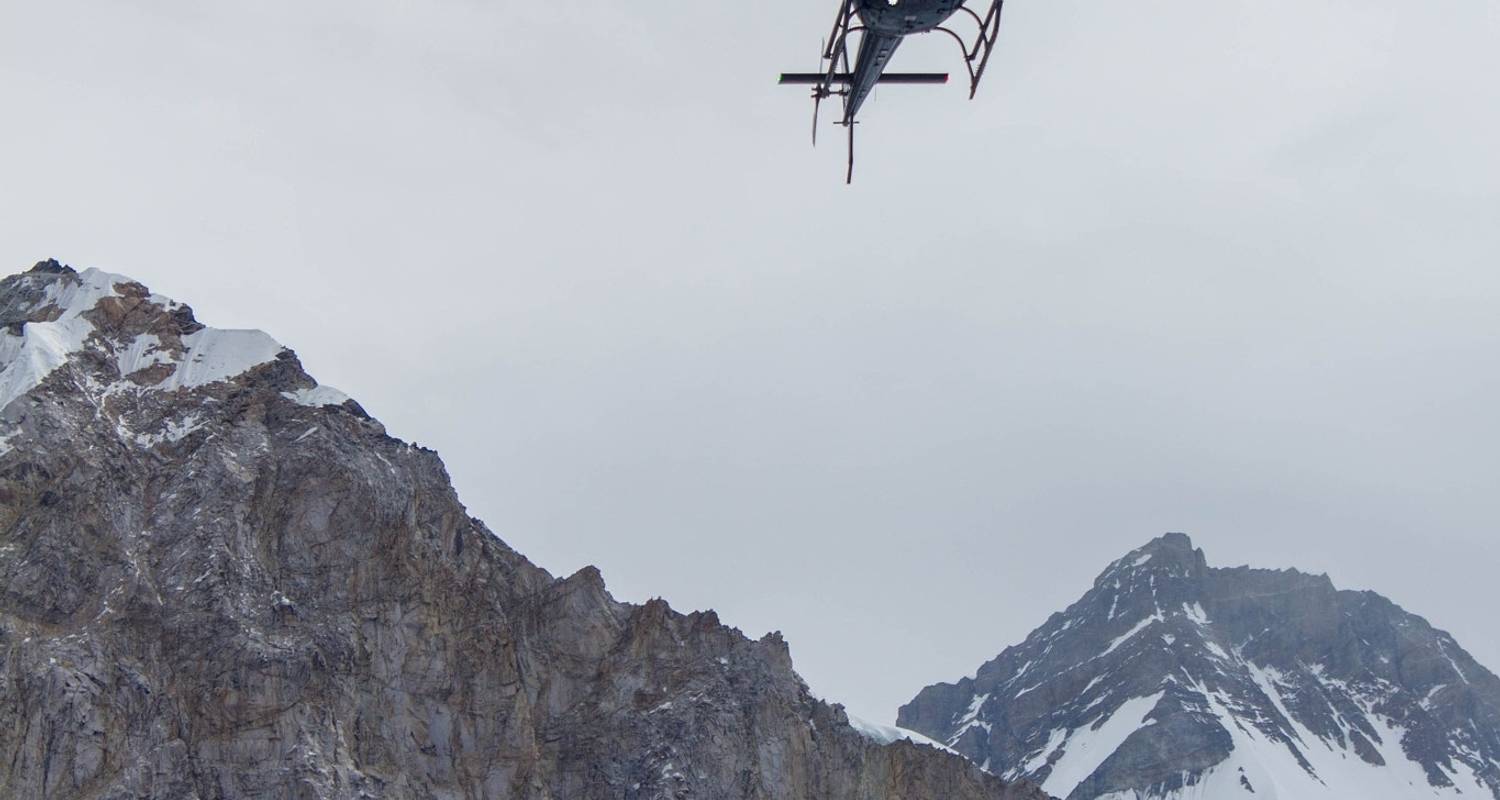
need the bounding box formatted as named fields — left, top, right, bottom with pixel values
left=161, top=328, right=284, bottom=389
left=1436, top=639, right=1472, bottom=686
left=1100, top=612, right=1165, bottom=659
left=951, top=693, right=996, bottom=740
left=847, top=715, right=959, bottom=755
left=0, top=268, right=124, bottom=410
left=115, top=333, right=173, bottom=376
left=282, top=384, right=350, bottom=408
left=134, top=413, right=205, bottom=447
left=1244, top=662, right=1304, bottom=742
left=1041, top=692, right=1165, bottom=797
left=1024, top=727, right=1069, bottom=774
left=1081, top=674, right=1107, bottom=696
left=955, top=693, right=990, bottom=726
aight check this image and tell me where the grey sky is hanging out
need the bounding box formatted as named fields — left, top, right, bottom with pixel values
left=2, top=0, right=1497, bottom=725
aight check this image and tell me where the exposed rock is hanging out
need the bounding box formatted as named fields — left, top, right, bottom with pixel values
left=0, top=262, right=1051, bottom=800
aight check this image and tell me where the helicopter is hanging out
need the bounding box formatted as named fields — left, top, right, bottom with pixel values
left=780, top=0, right=1007, bottom=182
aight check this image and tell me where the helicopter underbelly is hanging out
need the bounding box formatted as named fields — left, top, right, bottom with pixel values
left=855, top=0, right=967, bottom=36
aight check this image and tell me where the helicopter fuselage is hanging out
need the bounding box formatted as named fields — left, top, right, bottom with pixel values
left=856, top=0, right=968, bottom=36
left=843, top=0, right=967, bottom=121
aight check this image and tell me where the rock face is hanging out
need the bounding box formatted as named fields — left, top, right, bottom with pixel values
left=0, top=261, right=1050, bottom=800
left=899, top=533, right=1500, bottom=799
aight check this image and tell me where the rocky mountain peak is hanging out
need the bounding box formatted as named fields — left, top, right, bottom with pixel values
left=900, top=535, right=1500, bottom=800
left=0, top=261, right=1048, bottom=800
left=27, top=258, right=69, bottom=275
left=1138, top=531, right=1197, bottom=559
left=1091, top=531, right=1207, bottom=588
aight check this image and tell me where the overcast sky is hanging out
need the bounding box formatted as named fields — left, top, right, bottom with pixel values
left=2, top=0, right=1497, bottom=725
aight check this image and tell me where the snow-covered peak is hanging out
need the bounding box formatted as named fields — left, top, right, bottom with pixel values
left=0, top=260, right=352, bottom=454
left=1, top=261, right=347, bottom=411
left=901, top=535, right=1500, bottom=800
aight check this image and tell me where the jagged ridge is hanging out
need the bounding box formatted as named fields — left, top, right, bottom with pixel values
left=899, top=533, right=1500, bottom=800
left=0, top=261, right=1048, bottom=800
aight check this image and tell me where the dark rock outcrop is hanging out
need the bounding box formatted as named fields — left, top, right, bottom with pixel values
left=0, top=262, right=1050, bottom=800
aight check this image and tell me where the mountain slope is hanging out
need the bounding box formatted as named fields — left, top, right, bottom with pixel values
left=899, top=533, right=1500, bottom=800
left=0, top=260, right=1047, bottom=800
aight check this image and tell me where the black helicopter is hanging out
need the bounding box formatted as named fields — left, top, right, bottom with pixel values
left=780, top=0, right=1007, bottom=182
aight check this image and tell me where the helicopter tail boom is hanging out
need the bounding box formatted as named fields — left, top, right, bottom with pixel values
left=777, top=72, right=950, bottom=85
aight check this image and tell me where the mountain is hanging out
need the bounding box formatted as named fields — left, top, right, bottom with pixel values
left=899, top=533, right=1500, bottom=800
left=0, top=260, right=1048, bottom=800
